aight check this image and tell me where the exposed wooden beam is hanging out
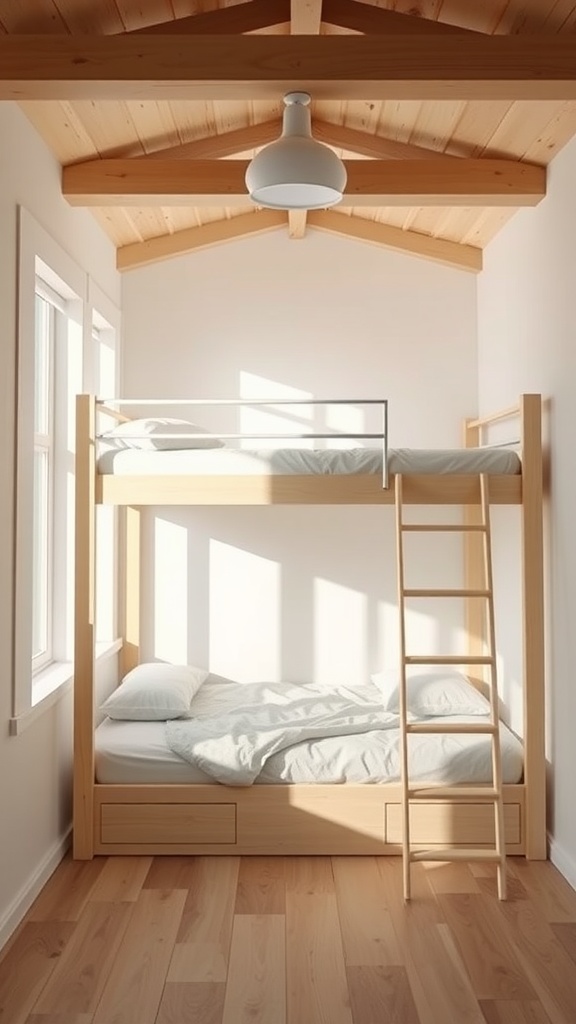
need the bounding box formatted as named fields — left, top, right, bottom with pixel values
left=292, top=0, right=323, bottom=34
left=288, top=209, right=308, bottom=238
left=63, top=157, right=546, bottom=207
left=117, top=210, right=287, bottom=271
left=144, top=120, right=282, bottom=161
left=140, top=118, right=445, bottom=163
left=130, top=0, right=290, bottom=35
left=2, top=35, right=576, bottom=101
left=117, top=207, right=480, bottom=274
left=322, top=0, right=478, bottom=35
left=307, top=211, right=482, bottom=273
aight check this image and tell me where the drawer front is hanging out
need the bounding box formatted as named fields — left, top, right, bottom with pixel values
left=101, top=802, right=237, bottom=845
left=385, top=802, right=520, bottom=846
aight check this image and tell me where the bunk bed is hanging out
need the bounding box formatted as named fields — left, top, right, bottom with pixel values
left=73, top=393, right=545, bottom=861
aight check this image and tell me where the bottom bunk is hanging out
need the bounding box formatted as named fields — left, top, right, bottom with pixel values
left=92, top=782, right=526, bottom=857
left=89, top=671, right=527, bottom=856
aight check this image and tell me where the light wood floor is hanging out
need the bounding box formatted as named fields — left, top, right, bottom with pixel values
left=1, top=854, right=576, bottom=1024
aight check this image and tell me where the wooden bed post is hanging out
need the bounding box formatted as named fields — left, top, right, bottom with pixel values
left=121, top=505, right=141, bottom=676
left=73, top=394, right=96, bottom=859
left=521, top=394, right=546, bottom=859
left=463, top=418, right=486, bottom=679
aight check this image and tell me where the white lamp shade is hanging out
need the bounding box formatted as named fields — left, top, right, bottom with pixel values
left=245, top=93, right=347, bottom=210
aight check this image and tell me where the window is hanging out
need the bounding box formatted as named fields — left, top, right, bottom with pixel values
left=90, top=285, right=120, bottom=647
left=13, top=210, right=121, bottom=728
left=32, top=285, right=56, bottom=671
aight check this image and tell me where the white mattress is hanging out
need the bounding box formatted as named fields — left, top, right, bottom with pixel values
left=95, top=704, right=523, bottom=787
left=97, top=446, right=521, bottom=477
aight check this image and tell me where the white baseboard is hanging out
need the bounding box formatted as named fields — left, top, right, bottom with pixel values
left=548, top=834, right=576, bottom=892
left=0, top=829, right=71, bottom=951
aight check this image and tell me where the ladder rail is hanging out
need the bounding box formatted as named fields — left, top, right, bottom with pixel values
left=480, top=474, right=507, bottom=899
left=395, top=474, right=411, bottom=901
left=395, top=472, right=507, bottom=901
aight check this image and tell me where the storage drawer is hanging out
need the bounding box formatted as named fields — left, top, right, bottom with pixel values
left=100, top=802, right=237, bottom=845
left=385, top=802, right=520, bottom=846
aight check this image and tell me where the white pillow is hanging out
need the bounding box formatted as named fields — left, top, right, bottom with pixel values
left=370, top=667, right=490, bottom=717
left=100, top=662, right=209, bottom=721
left=102, top=417, right=224, bottom=451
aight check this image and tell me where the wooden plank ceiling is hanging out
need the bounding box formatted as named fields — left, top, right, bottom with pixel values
left=6, top=0, right=576, bottom=272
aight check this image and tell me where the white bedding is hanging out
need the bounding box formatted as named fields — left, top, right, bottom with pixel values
left=95, top=678, right=523, bottom=786
left=97, top=446, right=521, bottom=477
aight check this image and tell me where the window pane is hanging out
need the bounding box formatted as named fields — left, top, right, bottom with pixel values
left=34, top=293, right=51, bottom=435
left=32, top=449, right=49, bottom=661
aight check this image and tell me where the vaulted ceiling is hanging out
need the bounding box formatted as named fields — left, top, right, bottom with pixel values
left=3, top=0, right=576, bottom=272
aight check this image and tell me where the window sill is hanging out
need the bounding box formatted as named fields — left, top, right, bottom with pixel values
left=9, top=638, right=123, bottom=736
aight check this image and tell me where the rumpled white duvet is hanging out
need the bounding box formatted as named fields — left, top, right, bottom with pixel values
left=166, top=680, right=395, bottom=785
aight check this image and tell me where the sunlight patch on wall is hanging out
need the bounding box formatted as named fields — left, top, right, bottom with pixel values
left=98, top=336, right=115, bottom=394
left=376, top=599, right=400, bottom=670
left=313, top=578, right=367, bottom=686
left=377, top=596, right=472, bottom=674
left=153, top=517, right=188, bottom=664
left=239, top=370, right=313, bottom=450
left=96, top=505, right=115, bottom=642
left=209, top=539, right=280, bottom=681
left=324, top=402, right=368, bottom=450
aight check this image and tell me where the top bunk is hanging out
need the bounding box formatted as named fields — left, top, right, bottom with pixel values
left=76, top=393, right=542, bottom=507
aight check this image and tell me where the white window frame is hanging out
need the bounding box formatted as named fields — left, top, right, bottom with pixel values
left=12, top=209, right=122, bottom=732
left=88, top=279, right=122, bottom=649
left=32, top=284, right=57, bottom=673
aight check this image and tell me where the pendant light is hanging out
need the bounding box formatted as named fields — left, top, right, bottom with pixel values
left=245, top=92, right=347, bottom=210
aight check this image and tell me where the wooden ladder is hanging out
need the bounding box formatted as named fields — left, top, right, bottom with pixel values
left=395, top=472, right=507, bottom=901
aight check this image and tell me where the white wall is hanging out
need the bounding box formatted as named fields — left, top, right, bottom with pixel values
left=122, top=231, right=478, bottom=684
left=0, top=103, right=121, bottom=942
left=477, top=134, right=576, bottom=885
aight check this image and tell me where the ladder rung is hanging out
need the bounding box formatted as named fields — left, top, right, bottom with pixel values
left=406, top=722, right=498, bottom=735
left=408, top=786, right=500, bottom=801
left=403, top=588, right=491, bottom=598
left=410, top=849, right=503, bottom=863
left=405, top=655, right=494, bottom=666
left=401, top=524, right=487, bottom=533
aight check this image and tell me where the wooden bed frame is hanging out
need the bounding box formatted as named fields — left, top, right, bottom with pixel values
left=73, top=393, right=545, bottom=860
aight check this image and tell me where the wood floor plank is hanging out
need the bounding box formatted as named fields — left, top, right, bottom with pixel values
left=346, top=965, right=421, bottom=1024
left=27, top=1015, right=93, bottom=1023
left=3, top=854, right=576, bottom=1024
left=168, top=857, right=239, bottom=982
left=90, top=856, right=152, bottom=902
left=332, top=857, right=402, bottom=966
left=437, top=894, right=537, bottom=1000
left=0, top=922, right=75, bottom=1024
left=550, top=923, right=576, bottom=964
left=27, top=856, right=105, bottom=922
left=92, top=888, right=187, bottom=1024
left=26, top=1015, right=93, bottom=1023
left=425, top=861, right=482, bottom=895
left=496, top=899, right=576, bottom=1024
left=33, top=903, right=133, bottom=1014
left=156, top=982, right=226, bottom=1024
left=234, top=857, right=286, bottom=914
left=479, top=999, right=552, bottom=1023
left=285, top=857, right=335, bottom=894
left=377, top=857, right=443, bottom=924
left=377, top=859, right=486, bottom=1024
left=142, top=855, right=204, bottom=890
left=286, top=893, right=352, bottom=1024
left=222, top=915, right=286, bottom=1024
left=511, top=861, right=576, bottom=923
left=473, top=867, right=528, bottom=901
